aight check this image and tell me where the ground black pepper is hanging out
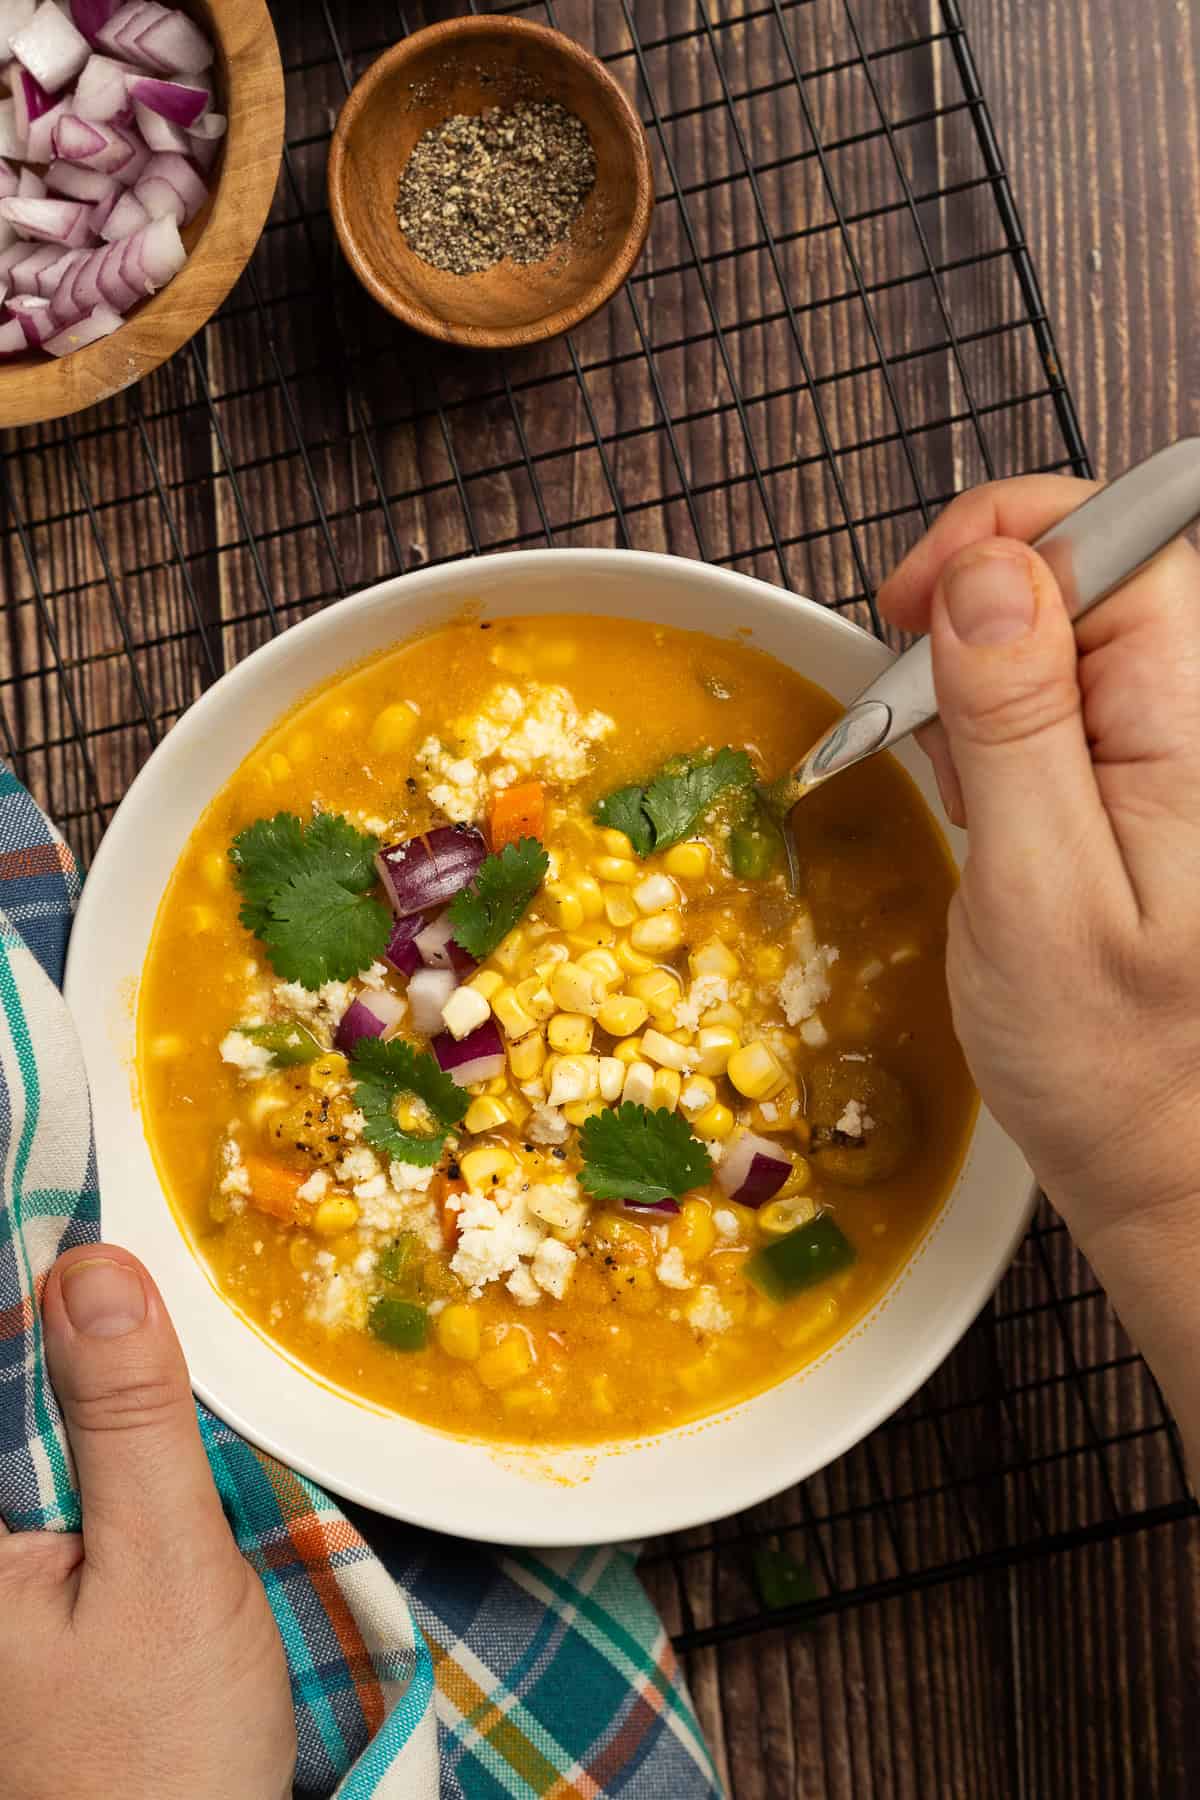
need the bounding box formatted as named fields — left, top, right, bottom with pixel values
left=395, top=99, right=597, bottom=275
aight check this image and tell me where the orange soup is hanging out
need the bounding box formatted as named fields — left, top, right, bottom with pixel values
left=138, top=614, right=975, bottom=1443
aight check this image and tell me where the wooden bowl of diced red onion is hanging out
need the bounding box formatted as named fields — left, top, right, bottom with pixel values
left=0, top=0, right=282, bottom=425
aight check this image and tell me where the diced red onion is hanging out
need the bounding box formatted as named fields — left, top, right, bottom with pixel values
left=414, top=909, right=476, bottom=975
left=0, top=237, right=32, bottom=278
left=132, top=96, right=183, bottom=151
left=118, top=206, right=182, bottom=289
left=74, top=50, right=132, bottom=120
left=98, top=1, right=209, bottom=75
left=0, top=311, right=27, bottom=352
left=383, top=913, right=424, bottom=978
left=133, top=146, right=203, bottom=222
left=407, top=967, right=457, bottom=1037
left=0, top=216, right=17, bottom=250
left=17, top=164, right=44, bottom=194
left=24, top=93, right=66, bottom=160
left=92, top=232, right=134, bottom=303
left=376, top=826, right=487, bottom=918
left=0, top=96, right=24, bottom=157
left=11, top=240, right=58, bottom=287
left=11, top=2, right=89, bottom=93
left=431, top=1018, right=506, bottom=1088
left=96, top=178, right=141, bottom=237
left=54, top=109, right=137, bottom=172
left=621, top=1197, right=682, bottom=1215
left=715, top=1131, right=792, bottom=1208
left=0, top=153, right=17, bottom=195
left=44, top=296, right=118, bottom=352
left=8, top=290, right=55, bottom=341
left=71, top=0, right=122, bottom=46
left=45, top=155, right=113, bottom=198
left=0, top=0, right=36, bottom=61
left=186, top=111, right=221, bottom=172
left=9, top=62, right=56, bottom=141
left=129, top=70, right=204, bottom=125
left=33, top=243, right=80, bottom=294
left=334, top=988, right=407, bottom=1054
left=0, top=192, right=94, bottom=244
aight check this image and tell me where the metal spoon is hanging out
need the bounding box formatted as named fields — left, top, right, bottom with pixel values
left=757, top=437, right=1200, bottom=892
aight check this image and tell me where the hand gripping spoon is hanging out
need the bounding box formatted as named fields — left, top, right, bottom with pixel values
left=757, top=438, right=1200, bottom=892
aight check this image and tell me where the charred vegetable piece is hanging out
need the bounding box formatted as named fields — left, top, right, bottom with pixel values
left=746, top=1212, right=855, bottom=1302
left=239, top=1020, right=322, bottom=1066
left=367, top=1296, right=429, bottom=1351
left=807, top=1054, right=915, bottom=1185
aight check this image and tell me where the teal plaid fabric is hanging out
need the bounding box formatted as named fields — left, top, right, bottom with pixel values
left=0, top=763, right=722, bottom=1799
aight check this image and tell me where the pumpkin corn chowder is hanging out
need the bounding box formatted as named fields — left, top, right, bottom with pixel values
left=139, top=615, right=975, bottom=1444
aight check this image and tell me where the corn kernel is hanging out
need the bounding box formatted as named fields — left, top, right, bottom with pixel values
left=546, top=1055, right=600, bottom=1105
left=548, top=1011, right=594, bottom=1054
left=616, top=939, right=655, bottom=975
left=528, top=1184, right=587, bottom=1232
left=484, top=1073, right=508, bottom=1095
left=464, top=1095, right=509, bottom=1134
left=692, top=1100, right=735, bottom=1140
left=248, top=1091, right=288, bottom=1125
left=515, top=977, right=557, bottom=1023
left=491, top=930, right=527, bottom=976
left=201, top=850, right=228, bottom=889
left=564, top=1097, right=607, bottom=1125
left=550, top=961, right=596, bottom=1013
left=577, top=947, right=622, bottom=991
left=630, top=911, right=683, bottom=956
left=776, top=1155, right=811, bottom=1198
left=754, top=944, right=785, bottom=980
left=542, top=882, right=584, bottom=931
left=621, top=1060, right=656, bottom=1107
left=501, top=1383, right=560, bottom=1420
left=701, top=1001, right=745, bottom=1031
left=308, top=1052, right=349, bottom=1090
left=574, top=872, right=605, bottom=919
left=437, top=1302, right=482, bottom=1361
left=664, top=841, right=710, bottom=880
left=633, top=873, right=677, bottom=913
left=774, top=1294, right=839, bottom=1350
left=368, top=702, right=419, bottom=755
left=566, top=922, right=616, bottom=953
left=324, top=704, right=357, bottom=733
left=530, top=942, right=570, bottom=983
left=312, top=1196, right=360, bottom=1236
left=492, top=985, right=537, bottom=1040
left=597, top=993, right=649, bottom=1037
left=750, top=1087, right=797, bottom=1134
left=629, top=969, right=682, bottom=1019
left=589, top=1374, right=615, bottom=1415
left=727, top=1041, right=787, bottom=1099
left=506, top=1088, right=532, bottom=1129
left=599, top=827, right=635, bottom=858
left=677, top=1353, right=721, bottom=1397
left=267, top=751, right=291, bottom=782
left=477, top=1329, right=534, bottom=1389
left=460, top=1146, right=517, bottom=1192
left=609, top=1263, right=659, bottom=1313
left=612, top=1036, right=643, bottom=1064
left=594, top=855, right=639, bottom=883
left=507, top=1032, right=546, bottom=1081
left=603, top=886, right=639, bottom=927
left=650, top=1067, right=682, bottom=1110
left=641, top=1028, right=695, bottom=1072
left=758, top=1194, right=817, bottom=1237
left=679, top=1075, right=718, bottom=1118
left=469, top=969, right=504, bottom=1001
left=690, top=938, right=739, bottom=980
left=694, top=1025, right=739, bottom=1076
left=669, top=1198, right=717, bottom=1263
left=597, top=1056, right=624, bottom=1101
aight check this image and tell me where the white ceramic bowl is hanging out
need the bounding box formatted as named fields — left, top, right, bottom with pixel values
left=66, top=550, right=1034, bottom=1546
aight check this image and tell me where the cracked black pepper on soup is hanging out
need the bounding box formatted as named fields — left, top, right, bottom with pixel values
left=395, top=99, right=597, bottom=275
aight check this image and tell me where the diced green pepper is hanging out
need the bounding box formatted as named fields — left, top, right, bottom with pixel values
left=240, top=1020, right=323, bottom=1066
left=746, top=1212, right=856, bottom=1302
left=752, top=1546, right=819, bottom=1617
left=375, top=1231, right=424, bottom=1292
left=367, top=1296, right=429, bottom=1351
left=728, top=818, right=781, bottom=879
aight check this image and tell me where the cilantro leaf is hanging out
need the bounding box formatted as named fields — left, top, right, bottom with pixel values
left=229, top=812, right=309, bottom=937
left=447, top=837, right=550, bottom=960
left=593, top=784, right=655, bottom=857
left=592, top=748, right=755, bottom=858
left=303, top=812, right=382, bottom=892
left=260, top=871, right=391, bottom=988
left=579, top=1103, right=713, bottom=1206
left=350, top=1038, right=467, bottom=1166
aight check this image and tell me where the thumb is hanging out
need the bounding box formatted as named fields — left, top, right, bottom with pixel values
left=930, top=538, right=1117, bottom=885
left=42, top=1244, right=240, bottom=1601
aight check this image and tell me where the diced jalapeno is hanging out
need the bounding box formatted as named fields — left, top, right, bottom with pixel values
left=240, top=1020, right=323, bottom=1066
left=752, top=1547, right=819, bottom=1615
left=746, top=1212, right=856, bottom=1303
left=375, top=1231, right=424, bottom=1291
left=728, top=796, right=782, bottom=880
left=367, top=1296, right=429, bottom=1351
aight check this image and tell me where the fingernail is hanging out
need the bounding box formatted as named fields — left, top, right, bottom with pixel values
left=61, top=1258, right=147, bottom=1338
left=944, top=551, right=1035, bottom=646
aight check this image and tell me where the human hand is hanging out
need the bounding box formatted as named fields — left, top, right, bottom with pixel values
left=0, top=1245, right=296, bottom=1800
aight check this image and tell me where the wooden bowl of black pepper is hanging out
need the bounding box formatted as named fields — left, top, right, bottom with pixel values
left=327, top=15, right=653, bottom=350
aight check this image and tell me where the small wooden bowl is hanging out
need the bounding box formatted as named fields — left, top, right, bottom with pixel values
left=0, top=0, right=284, bottom=428
left=328, top=16, right=653, bottom=350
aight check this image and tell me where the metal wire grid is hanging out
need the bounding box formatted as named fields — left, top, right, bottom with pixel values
left=0, top=0, right=1193, bottom=1649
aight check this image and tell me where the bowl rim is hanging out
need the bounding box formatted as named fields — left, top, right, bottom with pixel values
left=67, top=547, right=1037, bottom=1545
left=327, top=15, right=654, bottom=350
left=0, top=0, right=285, bottom=428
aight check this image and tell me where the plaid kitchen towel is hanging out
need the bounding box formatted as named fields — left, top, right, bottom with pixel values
left=0, top=763, right=722, bottom=1800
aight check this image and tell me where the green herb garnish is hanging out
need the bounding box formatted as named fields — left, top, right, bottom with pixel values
left=367, top=1297, right=429, bottom=1351
left=594, top=748, right=755, bottom=857
left=350, top=1037, right=467, bottom=1166
left=447, top=836, right=550, bottom=960
left=752, top=1547, right=819, bottom=1618
left=579, top=1103, right=713, bottom=1207
left=237, top=1020, right=323, bottom=1066
left=376, top=1231, right=425, bottom=1291
left=229, top=811, right=389, bottom=989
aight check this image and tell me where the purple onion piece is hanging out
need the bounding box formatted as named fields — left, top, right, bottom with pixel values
left=716, top=1131, right=791, bottom=1208
left=375, top=825, right=486, bottom=918
left=383, top=913, right=424, bottom=977
left=406, top=966, right=457, bottom=1036
left=414, top=908, right=476, bottom=975
left=431, top=1018, right=506, bottom=1088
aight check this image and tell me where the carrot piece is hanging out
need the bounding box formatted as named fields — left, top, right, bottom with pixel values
left=439, top=1176, right=469, bottom=1247
left=243, top=1155, right=312, bottom=1226
left=488, top=781, right=545, bottom=850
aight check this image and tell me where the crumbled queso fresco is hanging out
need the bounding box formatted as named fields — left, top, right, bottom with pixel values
left=416, top=681, right=614, bottom=823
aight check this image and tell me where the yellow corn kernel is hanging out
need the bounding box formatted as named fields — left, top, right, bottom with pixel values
left=603, top=885, right=639, bottom=928
left=464, top=1095, right=509, bottom=1134
left=542, top=882, right=584, bottom=931
left=288, top=731, right=312, bottom=759
left=630, top=911, right=685, bottom=956
left=664, top=841, right=710, bottom=880
left=598, top=1056, right=624, bottom=1101
left=460, top=1146, right=517, bottom=1192
left=476, top=1329, right=534, bottom=1390
left=615, top=939, right=655, bottom=976
left=599, top=827, right=635, bottom=858
left=727, top=1041, right=787, bottom=1100
left=709, top=1250, right=750, bottom=1287
left=677, top=1353, right=722, bottom=1397
left=395, top=1095, right=432, bottom=1132
left=774, top=1293, right=839, bottom=1350
left=468, top=969, right=504, bottom=1001
left=288, top=1235, right=315, bottom=1271
left=621, top=1060, right=656, bottom=1107
left=546, top=1054, right=600, bottom=1105
left=484, top=1072, right=508, bottom=1095
left=324, top=703, right=357, bottom=733
left=650, top=1067, right=682, bottom=1111
left=776, top=1155, right=811, bottom=1198
left=589, top=1374, right=615, bottom=1415
left=267, top=751, right=291, bottom=783
left=669, top=1197, right=717, bottom=1263
left=308, top=1052, right=349, bottom=1090
left=608, top=1263, right=659, bottom=1314
left=368, top=702, right=419, bottom=755
left=574, top=872, right=605, bottom=919
left=529, top=942, right=570, bottom=983
left=629, top=968, right=682, bottom=1019
left=549, top=961, right=596, bottom=1013
left=248, top=1091, right=288, bottom=1127
left=566, top=922, right=616, bottom=954
left=507, top=1032, right=546, bottom=1081
left=436, top=1302, right=482, bottom=1361
left=689, top=938, right=739, bottom=980
left=501, top=1383, right=560, bottom=1421
left=515, top=977, right=556, bottom=1023
left=187, top=902, right=217, bottom=933
left=612, top=1035, right=644, bottom=1064
left=506, top=1087, right=532, bottom=1129
left=749, top=1086, right=798, bottom=1134
left=577, top=947, right=622, bottom=991
left=491, top=930, right=526, bottom=975
left=694, top=1025, right=740, bottom=1076
left=492, top=986, right=537, bottom=1040
left=563, top=1097, right=607, bottom=1126
left=679, top=1075, right=718, bottom=1118
left=548, top=1011, right=594, bottom=1054
left=201, top=850, right=228, bottom=888
left=594, top=855, right=639, bottom=884
left=701, top=1001, right=745, bottom=1031
left=692, top=1100, right=735, bottom=1140
left=597, top=993, right=649, bottom=1037
left=312, top=1196, right=360, bottom=1236
left=632, top=872, right=677, bottom=914
left=641, top=1028, right=694, bottom=1072
left=758, top=1194, right=817, bottom=1237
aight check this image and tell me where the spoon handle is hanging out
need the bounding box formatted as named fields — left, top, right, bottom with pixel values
left=792, top=436, right=1200, bottom=795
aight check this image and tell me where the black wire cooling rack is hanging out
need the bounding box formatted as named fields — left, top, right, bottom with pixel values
left=1, top=0, right=1194, bottom=1665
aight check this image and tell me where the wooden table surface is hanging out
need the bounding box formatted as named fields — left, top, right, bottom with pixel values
left=1, top=2, right=1197, bottom=1795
